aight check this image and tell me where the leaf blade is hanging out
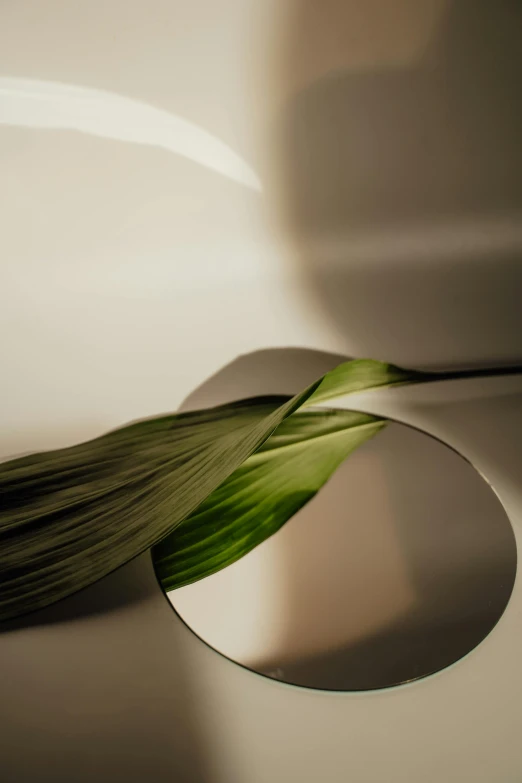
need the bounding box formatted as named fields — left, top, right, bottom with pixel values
left=153, top=410, right=387, bottom=590
left=0, top=358, right=419, bottom=620
left=0, top=395, right=309, bottom=620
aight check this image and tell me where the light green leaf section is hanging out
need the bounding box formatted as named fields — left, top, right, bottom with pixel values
left=0, top=359, right=422, bottom=621
left=304, top=358, right=424, bottom=408
left=153, top=410, right=386, bottom=590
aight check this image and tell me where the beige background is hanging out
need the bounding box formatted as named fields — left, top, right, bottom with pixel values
left=1, top=1, right=522, bottom=780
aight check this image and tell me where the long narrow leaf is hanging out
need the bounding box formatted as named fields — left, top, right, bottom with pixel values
left=0, top=359, right=422, bottom=621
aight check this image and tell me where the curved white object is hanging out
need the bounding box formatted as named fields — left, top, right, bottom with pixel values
left=0, top=77, right=261, bottom=190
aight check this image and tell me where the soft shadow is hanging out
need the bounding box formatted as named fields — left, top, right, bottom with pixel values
left=261, top=611, right=505, bottom=691
left=180, top=346, right=349, bottom=411
left=0, top=553, right=159, bottom=632
left=1, top=553, right=217, bottom=783
left=273, top=0, right=522, bottom=368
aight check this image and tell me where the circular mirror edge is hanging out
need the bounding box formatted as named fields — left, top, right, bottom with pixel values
left=152, top=410, right=518, bottom=694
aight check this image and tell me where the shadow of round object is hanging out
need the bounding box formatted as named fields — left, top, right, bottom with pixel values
left=271, top=1, right=522, bottom=368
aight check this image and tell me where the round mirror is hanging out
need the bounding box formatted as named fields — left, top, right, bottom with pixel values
left=157, top=414, right=516, bottom=691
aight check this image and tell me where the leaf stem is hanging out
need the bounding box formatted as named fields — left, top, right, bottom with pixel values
left=420, top=364, right=522, bottom=383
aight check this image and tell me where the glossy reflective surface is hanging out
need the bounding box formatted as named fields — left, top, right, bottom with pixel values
left=164, top=419, right=516, bottom=691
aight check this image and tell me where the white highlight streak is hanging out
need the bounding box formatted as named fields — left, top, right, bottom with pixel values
left=0, top=77, right=261, bottom=191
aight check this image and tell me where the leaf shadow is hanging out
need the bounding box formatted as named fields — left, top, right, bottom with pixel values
left=0, top=553, right=159, bottom=632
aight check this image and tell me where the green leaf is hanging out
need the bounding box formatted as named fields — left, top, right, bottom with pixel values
left=0, top=396, right=302, bottom=621
left=153, top=410, right=386, bottom=590
left=153, top=359, right=426, bottom=591
left=303, top=358, right=424, bottom=408
left=0, top=359, right=421, bottom=621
